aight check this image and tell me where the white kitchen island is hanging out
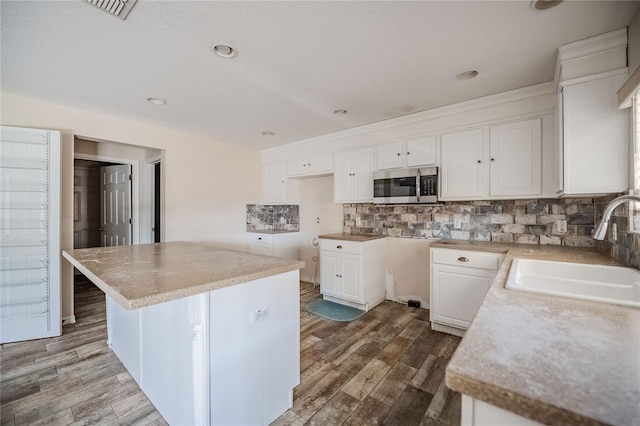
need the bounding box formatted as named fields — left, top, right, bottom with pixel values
left=62, top=241, right=305, bottom=426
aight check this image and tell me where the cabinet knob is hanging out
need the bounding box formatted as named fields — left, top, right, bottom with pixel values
left=477, top=160, right=481, bottom=164
left=457, top=257, right=470, bottom=262
left=258, top=237, right=262, bottom=240
left=336, top=245, right=343, bottom=249
left=397, top=153, right=401, bottom=156
left=407, top=152, right=410, bottom=155
left=491, top=158, right=495, bottom=162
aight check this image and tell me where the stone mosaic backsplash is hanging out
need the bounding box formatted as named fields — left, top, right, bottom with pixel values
left=343, top=196, right=640, bottom=268
left=246, top=204, right=299, bottom=231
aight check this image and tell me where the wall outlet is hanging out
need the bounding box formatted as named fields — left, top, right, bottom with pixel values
left=453, top=218, right=461, bottom=229
left=356, top=217, right=361, bottom=227
left=611, top=223, right=617, bottom=241
left=250, top=307, right=269, bottom=324
left=557, top=220, right=567, bottom=233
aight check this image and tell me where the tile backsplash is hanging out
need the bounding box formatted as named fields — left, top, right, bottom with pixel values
left=246, top=204, right=299, bottom=231
left=343, top=196, right=639, bottom=268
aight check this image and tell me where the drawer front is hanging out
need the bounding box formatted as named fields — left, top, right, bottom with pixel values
left=320, top=239, right=362, bottom=255
left=432, top=248, right=502, bottom=271
left=247, top=233, right=273, bottom=244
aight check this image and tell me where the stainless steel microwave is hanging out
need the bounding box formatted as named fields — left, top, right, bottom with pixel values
left=373, top=167, right=438, bottom=204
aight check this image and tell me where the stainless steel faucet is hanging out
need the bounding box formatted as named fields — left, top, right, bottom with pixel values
left=592, top=194, right=640, bottom=240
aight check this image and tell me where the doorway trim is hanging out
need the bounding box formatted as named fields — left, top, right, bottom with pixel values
left=74, top=153, right=140, bottom=245
left=147, top=154, right=163, bottom=243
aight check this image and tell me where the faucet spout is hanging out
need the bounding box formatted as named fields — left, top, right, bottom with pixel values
left=592, top=194, right=640, bottom=240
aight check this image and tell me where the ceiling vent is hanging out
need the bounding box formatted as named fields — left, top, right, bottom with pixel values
left=85, top=0, right=138, bottom=20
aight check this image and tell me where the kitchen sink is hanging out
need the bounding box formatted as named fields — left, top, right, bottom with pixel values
left=506, top=258, right=640, bottom=308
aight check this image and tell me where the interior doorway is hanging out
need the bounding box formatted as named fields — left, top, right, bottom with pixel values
left=73, top=159, right=131, bottom=249
left=152, top=161, right=161, bottom=243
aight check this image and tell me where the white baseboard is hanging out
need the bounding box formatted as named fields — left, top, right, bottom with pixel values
left=62, top=315, right=76, bottom=326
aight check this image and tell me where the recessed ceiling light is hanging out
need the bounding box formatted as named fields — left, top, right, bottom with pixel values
left=261, top=131, right=275, bottom=136
left=211, top=44, right=238, bottom=58
left=455, top=70, right=479, bottom=80
left=147, top=97, right=166, bottom=105
left=530, top=0, right=563, bottom=10
left=333, top=109, right=348, bottom=115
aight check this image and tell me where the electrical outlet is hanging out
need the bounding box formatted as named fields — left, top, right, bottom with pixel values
left=356, top=217, right=361, bottom=227
left=611, top=223, right=617, bottom=241
left=454, top=218, right=461, bottom=229
left=557, top=220, right=567, bottom=233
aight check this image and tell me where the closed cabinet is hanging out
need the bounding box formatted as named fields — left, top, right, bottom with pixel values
left=440, top=129, right=487, bottom=199
left=334, top=148, right=374, bottom=203
left=286, top=154, right=333, bottom=177
left=319, top=237, right=386, bottom=311
left=263, top=163, right=287, bottom=203
left=556, top=73, right=629, bottom=195
left=377, top=136, right=436, bottom=170
left=430, top=248, right=504, bottom=336
left=490, top=119, right=541, bottom=196
left=247, top=232, right=299, bottom=259
left=440, top=120, right=542, bottom=200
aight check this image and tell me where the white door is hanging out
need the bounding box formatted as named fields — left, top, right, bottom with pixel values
left=100, top=164, right=132, bottom=246
left=440, top=129, right=487, bottom=199
left=353, top=148, right=374, bottom=201
left=340, top=254, right=362, bottom=303
left=320, top=251, right=340, bottom=297
left=406, top=136, right=437, bottom=167
left=0, top=126, right=61, bottom=344
left=377, top=141, right=405, bottom=170
left=333, top=151, right=353, bottom=202
left=263, top=163, right=286, bottom=203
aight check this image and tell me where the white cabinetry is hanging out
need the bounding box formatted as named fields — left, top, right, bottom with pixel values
left=430, top=248, right=504, bottom=337
left=320, top=237, right=386, bottom=311
left=440, top=129, right=487, bottom=199
left=556, top=73, right=629, bottom=195
left=247, top=232, right=299, bottom=260
left=286, top=154, right=333, bottom=177
left=333, top=148, right=375, bottom=203
left=490, top=119, right=542, bottom=196
left=461, top=395, right=543, bottom=426
left=440, top=119, right=541, bottom=200
left=377, top=136, right=436, bottom=170
left=263, top=162, right=287, bottom=203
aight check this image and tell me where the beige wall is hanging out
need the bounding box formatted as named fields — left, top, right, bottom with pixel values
left=1, top=92, right=261, bottom=320
left=297, top=176, right=343, bottom=283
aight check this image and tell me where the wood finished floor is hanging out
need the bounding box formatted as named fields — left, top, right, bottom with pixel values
left=1, top=277, right=461, bottom=426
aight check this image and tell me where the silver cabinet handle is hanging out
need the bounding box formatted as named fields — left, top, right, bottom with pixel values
left=457, top=257, right=470, bottom=262
left=336, top=245, right=343, bottom=249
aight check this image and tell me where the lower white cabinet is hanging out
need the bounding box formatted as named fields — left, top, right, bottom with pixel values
left=430, top=248, right=504, bottom=336
left=247, top=232, right=299, bottom=259
left=320, top=237, right=386, bottom=311
left=461, top=395, right=543, bottom=426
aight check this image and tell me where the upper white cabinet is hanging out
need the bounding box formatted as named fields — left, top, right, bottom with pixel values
left=377, top=136, right=436, bottom=170
left=262, top=162, right=287, bottom=204
left=440, top=119, right=542, bottom=200
left=556, top=73, right=629, bottom=195
left=440, top=129, right=487, bottom=199
left=490, top=119, right=542, bottom=196
left=286, top=154, right=333, bottom=178
left=334, top=148, right=375, bottom=203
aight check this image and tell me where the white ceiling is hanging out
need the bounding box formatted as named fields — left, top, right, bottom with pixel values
left=1, top=1, right=638, bottom=150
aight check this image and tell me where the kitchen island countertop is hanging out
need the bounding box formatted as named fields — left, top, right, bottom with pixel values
left=434, top=240, right=640, bottom=426
left=62, top=241, right=304, bottom=310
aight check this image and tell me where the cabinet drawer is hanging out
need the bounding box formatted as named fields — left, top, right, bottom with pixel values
left=320, top=239, right=362, bottom=255
left=432, top=248, right=502, bottom=271
left=246, top=233, right=273, bottom=244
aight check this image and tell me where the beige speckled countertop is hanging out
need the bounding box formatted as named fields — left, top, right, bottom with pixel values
left=62, top=241, right=305, bottom=310
left=318, top=233, right=386, bottom=242
left=246, top=230, right=299, bottom=234
left=435, top=241, right=640, bottom=425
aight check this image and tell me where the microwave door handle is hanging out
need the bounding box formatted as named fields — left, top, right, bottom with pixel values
left=416, top=170, right=421, bottom=203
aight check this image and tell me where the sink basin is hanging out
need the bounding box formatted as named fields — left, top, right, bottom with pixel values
left=506, top=258, right=640, bottom=308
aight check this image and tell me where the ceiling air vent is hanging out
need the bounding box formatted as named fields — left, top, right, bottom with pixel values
left=85, top=0, right=138, bottom=20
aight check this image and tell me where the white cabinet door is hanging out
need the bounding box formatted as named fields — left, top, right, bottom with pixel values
left=377, top=141, right=404, bottom=170
left=489, top=119, right=541, bottom=196
left=320, top=251, right=340, bottom=297
left=340, top=254, right=362, bottom=303
left=561, top=74, right=629, bottom=195
left=353, top=148, right=374, bottom=201
left=431, top=264, right=495, bottom=330
left=406, top=136, right=436, bottom=167
left=334, top=148, right=374, bottom=203
left=308, top=154, right=333, bottom=175
left=263, top=163, right=286, bottom=203
left=440, top=129, right=487, bottom=199
left=286, top=159, right=308, bottom=177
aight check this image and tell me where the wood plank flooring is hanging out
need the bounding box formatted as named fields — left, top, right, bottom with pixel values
left=1, top=277, right=461, bottom=425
